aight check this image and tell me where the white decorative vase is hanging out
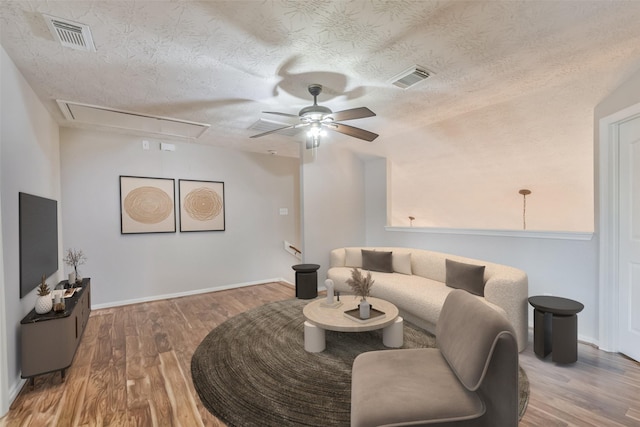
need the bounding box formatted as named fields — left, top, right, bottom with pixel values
left=35, top=295, right=52, bottom=314
left=68, top=271, right=76, bottom=286
left=359, top=299, right=371, bottom=319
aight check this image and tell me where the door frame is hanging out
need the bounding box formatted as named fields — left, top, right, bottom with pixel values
left=598, top=102, right=640, bottom=352
left=0, top=196, right=8, bottom=416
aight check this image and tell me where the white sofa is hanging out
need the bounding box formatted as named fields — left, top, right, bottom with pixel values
left=327, top=247, right=528, bottom=352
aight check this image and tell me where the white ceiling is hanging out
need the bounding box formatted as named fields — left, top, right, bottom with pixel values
left=2, top=1, right=640, bottom=230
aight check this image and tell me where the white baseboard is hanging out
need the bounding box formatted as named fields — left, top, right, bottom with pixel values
left=92, top=278, right=294, bottom=310
left=7, top=377, right=26, bottom=412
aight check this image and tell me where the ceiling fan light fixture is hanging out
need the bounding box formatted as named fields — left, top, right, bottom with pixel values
left=306, top=135, right=321, bottom=150
left=252, top=83, right=377, bottom=143
left=307, top=123, right=326, bottom=138
left=299, top=105, right=332, bottom=119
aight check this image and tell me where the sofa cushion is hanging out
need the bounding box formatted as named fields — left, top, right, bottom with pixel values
left=351, top=349, right=483, bottom=427
left=445, top=259, right=486, bottom=296
left=392, top=253, right=412, bottom=275
left=345, top=248, right=363, bottom=268
left=437, top=289, right=516, bottom=391
left=362, top=250, right=393, bottom=273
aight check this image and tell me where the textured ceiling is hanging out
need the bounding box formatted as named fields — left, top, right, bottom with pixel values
left=2, top=1, right=640, bottom=231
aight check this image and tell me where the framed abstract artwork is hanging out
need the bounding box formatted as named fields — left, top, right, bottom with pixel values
left=179, top=179, right=225, bottom=232
left=119, top=176, right=176, bottom=234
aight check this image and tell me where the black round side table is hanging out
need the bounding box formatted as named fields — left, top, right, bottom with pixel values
left=528, top=295, right=584, bottom=364
left=292, top=264, right=320, bottom=299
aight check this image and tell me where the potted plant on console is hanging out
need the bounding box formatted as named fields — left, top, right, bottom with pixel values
left=63, top=248, right=87, bottom=286
left=35, top=275, right=52, bottom=315
left=346, top=268, right=375, bottom=319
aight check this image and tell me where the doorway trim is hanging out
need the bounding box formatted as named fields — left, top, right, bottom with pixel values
left=0, top=199, right=8, bottom=416
left=598, top=101, right=640, bottom=352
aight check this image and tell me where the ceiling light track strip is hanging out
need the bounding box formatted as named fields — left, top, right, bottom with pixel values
left=56, top=100, right=210, bottom=139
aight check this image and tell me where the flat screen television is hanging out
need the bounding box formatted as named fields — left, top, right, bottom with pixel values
left=19, top=192, right=59, bottom=298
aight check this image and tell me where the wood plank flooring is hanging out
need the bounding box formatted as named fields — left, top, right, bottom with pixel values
left=2, top=282, right=639, bottom=426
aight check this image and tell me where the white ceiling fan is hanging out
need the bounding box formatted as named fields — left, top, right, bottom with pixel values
left=250, top=84, right=378, bottom=148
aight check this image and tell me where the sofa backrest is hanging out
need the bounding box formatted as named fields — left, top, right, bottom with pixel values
left=436, top=289, right=517, bottom=391
left=330, top=247, right=519, bottom=283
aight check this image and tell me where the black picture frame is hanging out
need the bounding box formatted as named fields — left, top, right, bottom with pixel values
left=119, top=175, right=176, bottom=234
left=178, top=179, right=225, bottom=232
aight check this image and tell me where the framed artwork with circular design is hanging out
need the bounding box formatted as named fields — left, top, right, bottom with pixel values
left=178, top=179, right=225, bottom=232
left=119, top=175, right=176, bottom=234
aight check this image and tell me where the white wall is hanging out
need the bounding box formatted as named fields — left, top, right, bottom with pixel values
left=0, top=50, right=7, bottom=417
left=0, top=46, right=63, bottom=411
left=301, top=144, right=368, bottom=283
left=594, top=66, right=640, bottom=124
left=60, top=128, right=299, bottom=306
left=363, top=160, right=600, bottom=344
left=364, top=157, right=389, bottom=232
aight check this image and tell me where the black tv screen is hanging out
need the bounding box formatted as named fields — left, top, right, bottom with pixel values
left=19, top=192, right=58, bottom=298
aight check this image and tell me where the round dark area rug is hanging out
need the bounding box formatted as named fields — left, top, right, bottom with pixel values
left=191, top=298, right=529, bottom=427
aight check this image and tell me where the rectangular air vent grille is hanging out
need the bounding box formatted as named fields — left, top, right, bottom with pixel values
left=57, top=100, right=210, bottom=139
left=391, top=66, right=431, bottom=89
left=43, top=14, right=96, bottom=51
left=249, top=119, right=302, bottom=137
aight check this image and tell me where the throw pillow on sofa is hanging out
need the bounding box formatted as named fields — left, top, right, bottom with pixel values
left=392, top=252, right=412, bottom=275
left=362, top=250, right=393, bottom=273
left=345, top=248, right=363, bottom=268
left=445, top=259, right=486, bottom=296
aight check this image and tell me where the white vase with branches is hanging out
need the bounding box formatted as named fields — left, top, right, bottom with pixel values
left=345, top=268, right=375, bottom=319
left=63, top=248, right=87, bottom=285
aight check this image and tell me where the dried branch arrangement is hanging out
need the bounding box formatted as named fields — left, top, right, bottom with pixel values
left=63, top=248, right=87, bottom=274
left=345, top=268, right=375, bottom=300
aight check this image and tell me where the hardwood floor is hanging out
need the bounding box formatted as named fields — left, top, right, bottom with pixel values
left=1, top=282, right=639, bottom=426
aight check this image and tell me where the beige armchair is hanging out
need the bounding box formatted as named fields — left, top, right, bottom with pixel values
left=351, top=289, right=519, bottom=427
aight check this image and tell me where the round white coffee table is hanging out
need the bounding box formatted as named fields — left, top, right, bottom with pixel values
left=302, top=296, right=403, bottom=352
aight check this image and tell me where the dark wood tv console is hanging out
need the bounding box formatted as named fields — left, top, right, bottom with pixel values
left=20, top=278, right=91, bottom=384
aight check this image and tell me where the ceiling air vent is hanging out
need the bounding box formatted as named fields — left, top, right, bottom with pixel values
left=43, top=14, right=96, bottom=52
left=57, top=100, right=210, bottom=139
left=248, top=119, right=303, bottom=137
left=390, top=65, right=432, bottom=89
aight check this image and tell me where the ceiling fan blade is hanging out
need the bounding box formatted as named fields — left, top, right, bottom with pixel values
left=330, top=107, right=376, bottom=122
left=263, top=111, right=299, bottom=118
left=327, top=123, right=379, bottom=142
left=250, top=123, right=308, bottom=138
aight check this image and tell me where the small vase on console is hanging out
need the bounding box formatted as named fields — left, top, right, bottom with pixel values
left=68, top=271, right=76, bottom=287
left=53, top=294, right=65, bottom=313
